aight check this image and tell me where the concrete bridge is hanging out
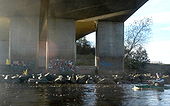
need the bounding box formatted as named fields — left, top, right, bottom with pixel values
left=0, top=0, right=148, bottom=74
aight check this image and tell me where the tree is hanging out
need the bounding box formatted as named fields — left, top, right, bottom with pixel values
left=124, top=18, right=152, bottom=72
left=125, top=46, right=150, bottom=72
left=124, top=18, right=152, bottom=59
left=76, top=37, right=95, bottom=55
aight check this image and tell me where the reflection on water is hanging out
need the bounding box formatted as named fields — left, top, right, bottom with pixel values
left=0, top=83, right=170, bottom=106
left=83, top=84, right=97, bottom=106
left=122, top=84, right=170, bottom=106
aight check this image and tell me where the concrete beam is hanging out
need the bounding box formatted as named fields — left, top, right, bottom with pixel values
left=96, top=21, right=124, bottom=75
left=76, top=21, right=96, bottom=40
left=0, top=0, right=41, bottom=17
left=48, top=0, right=148, bottom=21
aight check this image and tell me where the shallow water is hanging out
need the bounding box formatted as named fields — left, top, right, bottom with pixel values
left=0, top=83, right=170, bottom=106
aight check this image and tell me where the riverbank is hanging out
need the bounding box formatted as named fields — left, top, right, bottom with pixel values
left=0, top=73, right=170, bottom=84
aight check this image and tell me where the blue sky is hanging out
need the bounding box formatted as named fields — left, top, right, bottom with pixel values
left=86, top=0, right=170, bottom=64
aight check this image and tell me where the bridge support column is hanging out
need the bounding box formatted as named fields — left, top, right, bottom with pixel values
left=0, top=18, right=10, bottom=65
left=95, top=21, right=124, bottom=75
left=9, top=16, right=39, bottom=71
left=47, top=19, right=76, bottom=67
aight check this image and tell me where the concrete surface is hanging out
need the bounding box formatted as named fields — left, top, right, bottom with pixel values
left=47, top=19, right=76, bottom=60
left=96, top=21, right=124, bottom=74
left=0, top=41, right=9, bottom=64
left=0, top=17, right=9, bottom=64
left=9, top=16, right=39, bottom=67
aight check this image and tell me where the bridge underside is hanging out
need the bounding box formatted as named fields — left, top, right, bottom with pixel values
left=0, top=0, right=148, bottom=74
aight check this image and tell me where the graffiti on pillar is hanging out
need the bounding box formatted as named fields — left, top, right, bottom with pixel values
left=100, top=61, right=113, bottom=66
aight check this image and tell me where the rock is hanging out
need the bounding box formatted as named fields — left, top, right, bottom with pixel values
left=133, top=76, right=142, bottom=83
left=31, top=74, right=40, bottom=79
left=65, top=75, right=72, bottom=83
left=19, top=75, right=31, bottom=83
left=11, top=77, right=20, bottom=83
left=28, top=78, right=38, bottom=83
left=120, top=74, right=132, bottom=84
left=4, top=75, right=10, bottom=80
left=37, top=73, right=43, bottom=80
left=10, top=75, right=20, bottom=83
left=3, top=75, right=13, bottom=83
left=97, top=78, right=116, bottom=84
left=44, top=73, right=56, bottom=81
left=32, top=74, right=36, bottom=79
left=86, top=77, right=95, bottom=84
left=112, top=74, right=121, bottom=84
left=93, top=75, right=100, bottom=83
left=0, top=75, right=4, bottom=82
left=55, top=75, right=66, bottom=84
left=76, top=75, right=88, bottom=84
left=36, top=77, right=50, bottom=84
left=11, top=75, right=19, bottom=79
left=70, top=74, right=77, bottom=83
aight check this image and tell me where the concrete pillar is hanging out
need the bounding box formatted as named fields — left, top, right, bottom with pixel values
left=0, top=17, right=10, bottom=65
left=38, top=0, right=49, bottom=69
left=9, top=16, right=39, bottom=70
left=95, top=21, right=124, bottom=74
left=39, top=19, right=48, bottom=70
left=47, top=19, right=76, bottom=65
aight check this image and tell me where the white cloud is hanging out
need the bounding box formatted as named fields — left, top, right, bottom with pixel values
left=86, top=32, right=96, bottom=46
left=151, top=12, right=170, bottom=24
left=160, top=27, right=170, bottom=31
left=145, top=41, right=170, bottom=64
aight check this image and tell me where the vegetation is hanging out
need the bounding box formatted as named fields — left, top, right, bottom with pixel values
left=125, top=46, right=150, bottom=72
left=76, top=37, right=95, bottom=55
left=124, top=18, right=152, bottom=72
left=76, top=37, right=95, bottom=65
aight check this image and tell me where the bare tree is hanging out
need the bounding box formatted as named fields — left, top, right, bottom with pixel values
left=124, top=18, right=152, bottom=59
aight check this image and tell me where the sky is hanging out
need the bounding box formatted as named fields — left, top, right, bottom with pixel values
left=86, top=0, right=170, bottom=64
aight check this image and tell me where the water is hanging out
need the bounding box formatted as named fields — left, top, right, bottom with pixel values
left=0, top=83, right=170, bottom=106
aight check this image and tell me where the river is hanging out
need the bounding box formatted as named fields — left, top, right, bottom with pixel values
left=0, top=83, right=170, bottom=106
